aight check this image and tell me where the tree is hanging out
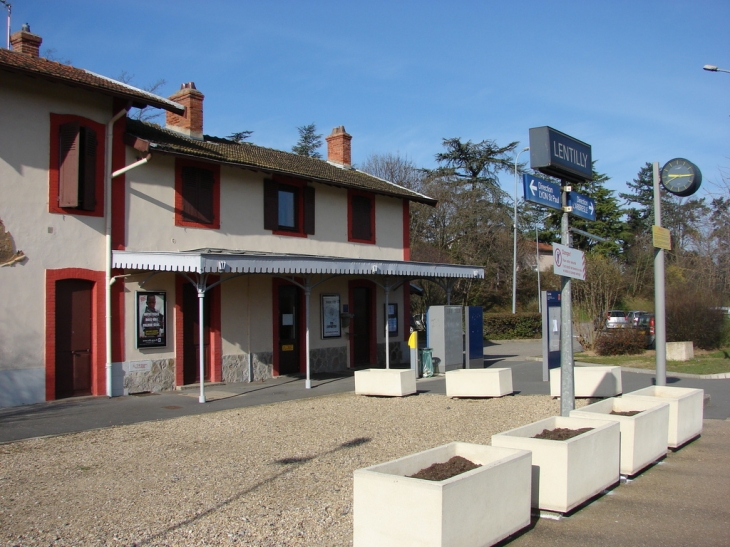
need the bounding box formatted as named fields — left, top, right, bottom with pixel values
left=292, top=123, right=322, bottom=158
left=431, top=137, right=519, bottom=201
left=227, top=131, right=254, bottom=143
left=361, top=152, right=424, bottom=191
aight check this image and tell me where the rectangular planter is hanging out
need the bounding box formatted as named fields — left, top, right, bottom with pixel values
left=622, top=386, right=704, bottom=448
left=445, top=368, right=513, bottom=398
left=353, top=442, right=532, bottom=547
left=570, top=397, right=669, bottom=476
left=492, top=416, right=620, bottom=513
left=550, top=365, right=622, bottom=397
left=355, top=368, right=416, bottom=397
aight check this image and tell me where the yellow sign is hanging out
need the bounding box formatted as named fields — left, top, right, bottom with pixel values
left=652, top=226, right=672, bottom=250
left=281, top=344, right=294, bottom=352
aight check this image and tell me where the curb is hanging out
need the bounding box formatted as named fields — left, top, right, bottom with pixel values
left=574, top=361, right=730, bottom=380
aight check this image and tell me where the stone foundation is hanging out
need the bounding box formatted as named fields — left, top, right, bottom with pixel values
left=222, top=352, right=274, bottom=383
left=124, top=358, right=175, bottom=394
left=377, top=341, right=404, bottom=367
left=310, top=346, right=348, bottom=374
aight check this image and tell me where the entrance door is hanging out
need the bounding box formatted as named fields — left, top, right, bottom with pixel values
left=277, top=284, right=301, bottom=375
left=183, top=283, right=210, bottom=384
left=55, top=279, right=93, bottom=398
left=352, top=286, right=372, bottom=366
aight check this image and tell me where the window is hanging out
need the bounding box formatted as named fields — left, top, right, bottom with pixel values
left=49, top=114, right=105, bottom=216
left=264, top=177, right=314, bottom=236
left=175, top=160, right=220, bottom=229
left=348, top=189, right=375, bottom=244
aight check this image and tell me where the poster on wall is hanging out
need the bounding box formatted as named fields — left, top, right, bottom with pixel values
left=385, top=303, right=398, bottom=336
left=137, top=291, right=166, bottom=348
left=321, top=294, right=341, bottom=338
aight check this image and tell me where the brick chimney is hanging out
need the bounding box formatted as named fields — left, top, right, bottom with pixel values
left=10, top=24, right=42, bottom=57
left=326, top=126, right=352, bottom=167
left=166, top=82, right=204, bottom=140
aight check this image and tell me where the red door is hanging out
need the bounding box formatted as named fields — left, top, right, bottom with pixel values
left=55, top=279, right=93, bottom=398
left=182, top=283, right=211, bottom=384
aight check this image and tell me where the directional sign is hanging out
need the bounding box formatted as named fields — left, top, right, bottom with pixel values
left=553, top=243, right=586, bottom=281
left=567, top=191, right=596, bottom=221
left=523, top=174, right=562, bottom=211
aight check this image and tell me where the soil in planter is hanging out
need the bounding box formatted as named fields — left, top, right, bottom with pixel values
left=533, top=427, right=594, bottom=440
left=610, top=410, right=641, bottom=416
left=408, top=456, right=481, bottom=481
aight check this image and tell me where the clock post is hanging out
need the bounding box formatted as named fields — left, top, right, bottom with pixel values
left=653, top=158, right=702, bottom=386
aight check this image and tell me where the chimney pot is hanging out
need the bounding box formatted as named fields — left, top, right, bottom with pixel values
left=326, top=126, right=352, bottom=166
left=10, top=24, right=43, bottom=58
left=166, top=82, right=205, bottom=140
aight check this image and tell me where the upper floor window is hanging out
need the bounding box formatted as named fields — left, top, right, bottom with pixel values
left=49, top=114, right=105, bottom=216
left=348, top=189, right=375, bottom=244
left=175, top=159, right=220, bottom=229
left=264, top=177, right=314, bottom=237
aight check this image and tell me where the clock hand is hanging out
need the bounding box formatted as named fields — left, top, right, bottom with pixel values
left=668, top=174, right=691, bottom=179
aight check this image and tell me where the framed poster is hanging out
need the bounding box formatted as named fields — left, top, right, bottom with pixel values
left=137, top=291, right=167, bottom=348
left=384, top=303, right=398, bottom=336
left=321, top=294, right=341, bottom=338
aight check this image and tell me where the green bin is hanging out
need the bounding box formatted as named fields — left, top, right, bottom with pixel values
left=419, top=348, right=434, bottom=378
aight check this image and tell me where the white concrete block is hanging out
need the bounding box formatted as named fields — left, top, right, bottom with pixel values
left=354, top=442, right=532, bottom=547
left=666, top=341, right=694, bottom=361
left=492, top=416, right=620, bottom=513
left=570, top=397, right=669, bottom=476
left=445, top=368, right=513, bottom=398
left=354, top=368, right=417, bottom=397
left=550, top=366, right=622, bottom=397
left=622, top=386, right=704, bottom=448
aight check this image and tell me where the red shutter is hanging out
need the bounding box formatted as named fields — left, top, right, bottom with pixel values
left=79, top=127, right=97, bottom=211
left=263, top=178, right=278, bottom=230
left=303, top=185, right=315, bottom=235
left=58, top=122, right=80, bottom=207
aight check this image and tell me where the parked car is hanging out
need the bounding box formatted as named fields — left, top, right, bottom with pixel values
left=636, top=312, right=655, bottom=348
left=602, top=310, right=628, bottom=329
left=626, top=310, right=647, bottom=327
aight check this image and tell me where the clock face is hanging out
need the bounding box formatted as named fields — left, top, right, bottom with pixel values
left=660, top=158, right=702, bottom=197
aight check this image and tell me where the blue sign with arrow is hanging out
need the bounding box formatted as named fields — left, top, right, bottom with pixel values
left=523, top=174, right=562, bottom=211
left=567, top=191, right=596, bottom=221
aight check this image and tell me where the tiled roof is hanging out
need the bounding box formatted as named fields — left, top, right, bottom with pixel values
left=126, top=119, right=437, bottom=205
left=0, top=49, right=184, bottom=114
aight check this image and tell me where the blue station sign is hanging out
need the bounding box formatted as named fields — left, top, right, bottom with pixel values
left=529, top=126, right=592, bottom=183
left=523, top=174, right=562, bottom=211
left=567, top=191, right=596, bottom=221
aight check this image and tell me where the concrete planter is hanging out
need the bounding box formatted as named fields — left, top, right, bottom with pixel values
left=550, top=365, right=622, bottom=397
left=492, top=416, right=620, bottom=513
left=570, top=397, right=669, bottom=476
left=622, top=386, right=704, bottom=448
left=354, top=368, right=416, bottom=397
left=445, top=368, right=513, bottom=398
left=353, top=442, right=532, bottom=547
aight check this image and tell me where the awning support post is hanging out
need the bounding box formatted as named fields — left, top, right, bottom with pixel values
left=305, top=283, right=312, bottom=389
left=197, top=277, right=207, bottom=404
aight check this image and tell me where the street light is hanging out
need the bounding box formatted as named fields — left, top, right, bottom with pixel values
left=703, top=64, right=730, bottom=74
left=513, top=146, right=529, bottom=314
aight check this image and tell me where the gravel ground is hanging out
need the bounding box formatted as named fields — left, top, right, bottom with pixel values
left=0, top=392, right=576, bottom=547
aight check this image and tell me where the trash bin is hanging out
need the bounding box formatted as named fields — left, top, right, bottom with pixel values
left=419, top=348, right=434, bottom=378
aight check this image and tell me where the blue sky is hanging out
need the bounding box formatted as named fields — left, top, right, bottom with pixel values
left=11, top=0, right=729, bottom=200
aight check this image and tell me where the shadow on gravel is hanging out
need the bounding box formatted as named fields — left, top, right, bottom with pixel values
left=134, top=436, right=373, bottom=546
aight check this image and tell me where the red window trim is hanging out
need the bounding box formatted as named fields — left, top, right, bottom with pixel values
left=174, top=158, right=221, bottom=230
left=174, top=276, right=222, bottom=386
left=48, top=114, right=105, bottom=217
left=270, top=175, right=312, bottom=238
left=402, top=199, right=411, bottom=261
left=348, top=189, right=376, bottom=244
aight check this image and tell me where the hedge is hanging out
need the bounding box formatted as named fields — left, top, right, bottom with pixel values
left=483, top=312, right=542, bottom=340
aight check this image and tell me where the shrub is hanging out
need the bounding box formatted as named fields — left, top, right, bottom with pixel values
left=484, top=313, right=541, bottom=340
left=595, top=328, right=646, bottom=356
left=666, top=287, right=725, bottom=350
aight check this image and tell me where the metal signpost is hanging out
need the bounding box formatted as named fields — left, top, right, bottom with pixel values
left=528, top=126, right=592, bottom=417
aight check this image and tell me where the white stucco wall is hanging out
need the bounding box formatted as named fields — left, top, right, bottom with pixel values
left=0, top=73, right=113, bottom=405
left=124, top=155, right=406, bottom=260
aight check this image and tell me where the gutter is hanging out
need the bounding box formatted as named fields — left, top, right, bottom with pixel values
left=104, top=108, right=153, bottom=398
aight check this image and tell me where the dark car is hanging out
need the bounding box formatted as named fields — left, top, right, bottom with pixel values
left=636, top=312, right=655, bottom=348
left=626, top=310, right=647, bottom=327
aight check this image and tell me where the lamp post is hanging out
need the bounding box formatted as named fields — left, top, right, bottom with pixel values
left=513, top=146, right=529, bottom=314
left=703, top=64, right=730, bottom=74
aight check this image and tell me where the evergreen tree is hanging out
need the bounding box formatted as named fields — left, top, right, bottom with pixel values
left=292, top=123, right=323, bottom=158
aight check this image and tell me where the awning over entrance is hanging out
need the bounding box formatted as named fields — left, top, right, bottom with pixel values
left=112, top=249, right=485, bottom=279
left=113, top=248, right=484, bottom=402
